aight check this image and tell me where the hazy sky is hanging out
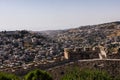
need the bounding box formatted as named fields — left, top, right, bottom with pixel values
left=0, top=0, right=120, bottom=31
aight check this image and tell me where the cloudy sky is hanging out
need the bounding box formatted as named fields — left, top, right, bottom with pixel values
left=0, top=0, right=120, bottom=31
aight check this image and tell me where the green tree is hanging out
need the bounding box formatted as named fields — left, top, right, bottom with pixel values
left=61, top=67, right=112, bottom=80
left=0, top=72, right=19, bottom=80
left=24, top=69, right=53, bottom=80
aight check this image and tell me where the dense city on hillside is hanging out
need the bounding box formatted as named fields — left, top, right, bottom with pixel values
left=57, top=22, right=120, bottom=52
left=0, top=30, right=62, bottom=68
left=0, top=22, right=120, bottom=69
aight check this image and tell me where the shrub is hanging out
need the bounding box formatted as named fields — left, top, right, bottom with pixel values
left=24, top=69, right=53, bottom=80
left=0, top=72, right=19, bottom=80
left=61, top=67, right=112, bottom=80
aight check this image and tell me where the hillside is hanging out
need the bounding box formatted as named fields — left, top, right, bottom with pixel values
left=0, top=21, right=120, bottom=68
left=51, top=22, right=120, bottom=54
left=0, top=30, right=62, bottom=68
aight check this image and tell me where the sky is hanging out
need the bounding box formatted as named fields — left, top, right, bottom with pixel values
left=0, top=0, right=120, bottom=31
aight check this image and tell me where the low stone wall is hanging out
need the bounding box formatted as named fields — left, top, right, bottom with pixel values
left=108, top=53, right=120, bottom=59
left=1, top=59, right=120, bottom=80
left=47, top=59, right=120, bottom=80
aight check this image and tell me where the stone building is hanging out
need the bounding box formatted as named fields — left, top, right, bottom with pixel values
left=64, top=47, right=100, bottom=60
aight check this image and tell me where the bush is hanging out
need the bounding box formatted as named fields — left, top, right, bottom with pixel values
left=61, top=67, right=112, bottom=80
left=0, top=72, right=19, bottom=80
left=24, top=69, right=53, bottom=80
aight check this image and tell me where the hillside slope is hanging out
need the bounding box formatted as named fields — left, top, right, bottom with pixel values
left=53, top=22, right=120, bottom=49
left=0, top=21, right=120, bottom=68
left=0, top=30, right=62, bottom=67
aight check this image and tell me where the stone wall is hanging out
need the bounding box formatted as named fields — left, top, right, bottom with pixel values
left=108, top=53, right=120, bottom=59
left=47, top=59, right=120, bottom=80
left=64, top=47, right=120, bottom=60
left=1, top=58, right=120, bottom=80
left=64, top=47, right=100, bottom=60
left=1, top=46, right=120, bottom=80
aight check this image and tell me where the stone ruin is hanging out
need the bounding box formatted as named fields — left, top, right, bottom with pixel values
left=64, top=46, right=107, bottom=60
left=98, top=46, right=107, bottom=59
